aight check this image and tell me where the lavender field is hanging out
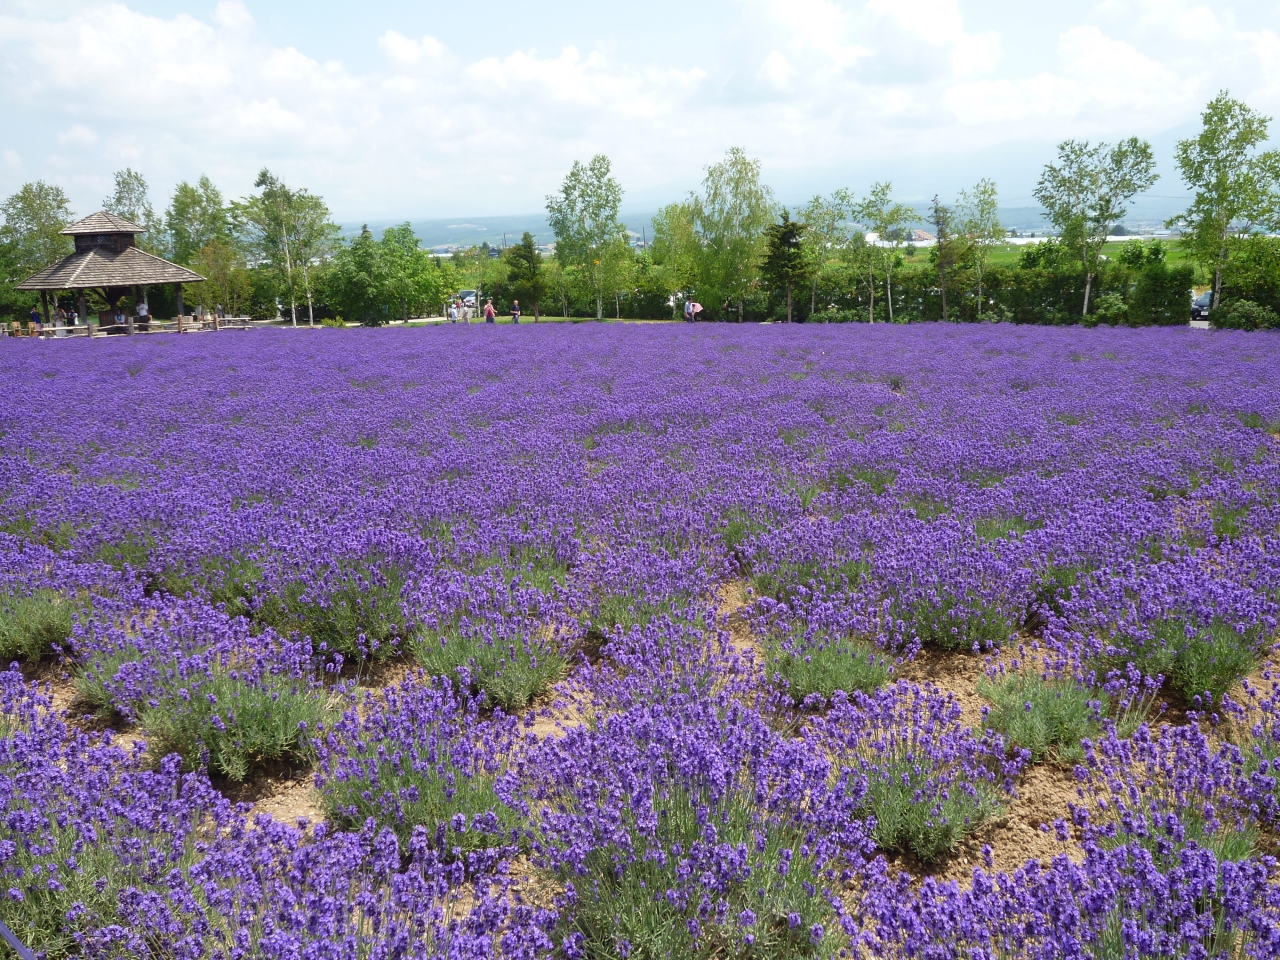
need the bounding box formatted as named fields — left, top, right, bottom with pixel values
left=2, top=322, right=1280, bottom=959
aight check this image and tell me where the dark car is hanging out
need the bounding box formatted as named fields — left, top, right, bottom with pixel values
left=1191, top=291, right=1213, bottom=321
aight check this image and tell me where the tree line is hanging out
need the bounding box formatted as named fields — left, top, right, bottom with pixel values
left=2, top=91, right=1278, bottom=328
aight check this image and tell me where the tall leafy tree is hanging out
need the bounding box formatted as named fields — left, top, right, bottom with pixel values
left=800, top=190, right=856, bottom=316
left=505, top=232, right=547, bottom=320
left=957, top=179, right=1005, bottom=320
left=103, top=168, right=162, bottom=253
left=691, top=147, right=775, bottom=320
left=190, top=239, right=252, bottom=316
left=1169, top=92, right=1280, bottom=309
left=546, top=155, right=626, bottom=320
left=167, top=176, right=229, bottom=267
left=930, top=197, right=967, bottom=323
left=381, top=223, right=443, bottom=320
left=856, top=183, right=915, bottom=323
left=233, top=170, right=336, bottom=327
left=651, top=201, right=700, bottom=307
left=0, top=181, right=73, bottom=275
left=0, top=181, right=72, bottom=319
left=1034, top=138, right=1158, bottom=316
left=760, top=210, right=813, bottom=323
left=325, top=226, right=388, bottom=325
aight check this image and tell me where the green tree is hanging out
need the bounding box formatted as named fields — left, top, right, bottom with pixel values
left=233, top=170, right=335, bottom=327
left=381, top=223, right=443, bottom=320
left=800, top=190, right=856, bottom=316
left=1034, top=138, right=1158, bottom=316
left=930, top=196, right=968, bottom=322
left=325, top=226, right=388, bottom=325
left=957, top=179, right=1005, bottom=320
left=0, top=181, right=73, bottom=276
left=760, top=210, right=813, bottom=323
left=1170, top=92, right=1280, bottom=309
left=189, top=238, right=252, bottom=316
left=505, top=232, right=547, bottom=320
left=691, top=147, right=775, bottom=320
left=103, top=168, right=163, bottom=254
left=167, top=176, right=230, bottom=267
left=651, top=201, right=700, bottom=310
left=0, top=181, right=72, bottom=321
left=856, top=183, right=915, bottom=322
left=547, top=155, right=627, bottom=320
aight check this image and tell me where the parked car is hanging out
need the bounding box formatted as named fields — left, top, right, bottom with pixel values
left=458, top=290, right=477, bottom=308
left=1191, top=291, right=1213, bottom=321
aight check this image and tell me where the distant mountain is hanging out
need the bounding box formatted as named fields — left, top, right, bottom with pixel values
left=343, top=196, right=1191, bottom=250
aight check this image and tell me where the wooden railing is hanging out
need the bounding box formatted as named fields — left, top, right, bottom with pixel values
left=3, top=317, right=269, bottom=339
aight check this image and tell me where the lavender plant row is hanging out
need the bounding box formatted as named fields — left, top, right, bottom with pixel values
left=0, top=322, right=1278, bottom=958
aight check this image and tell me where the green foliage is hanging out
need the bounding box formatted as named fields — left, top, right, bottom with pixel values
left=0, top=589, right=79, bottom=662
left=1220, top=235, right=1280, bottom=315
left=831, top=466, right=896, bottom=495
left=166, top=175, right=230, bottom=266
left=896, top=592, right=1014, bottom=652
left=413, top=625, right=566, bottom=712
left=139, top=667, right=331, bottom=782
left=94, top=532, right=155, bottom=575
left=751, top=557, right=868, bottom=603
left=554, top=786, right=840, bottom=960
left=849, top=741, right=1004, bottom=863
left=319, top=724, right=516, bottom=855
left=254, top=560, right=409, bottom=661
left=1116, top=617, right=1262, bottom=705
left=1170, top=93, right=1280, bottom=297
left=760, top=210, right=815, bottom=322
left=767, top=630, right=889, bottom=707
left=974, top=514, right=1039, bottom=541
left=503, top=232, right=548, bottom=317
left=978, top=672, right=1105, bottom=763
left=158, top=554, right=263, bottom=618
left=546, top=154, right=628, bottom=320
left=0, top=784, right=207, bottom=959
left=1212, top=298, right=1280, bottom=331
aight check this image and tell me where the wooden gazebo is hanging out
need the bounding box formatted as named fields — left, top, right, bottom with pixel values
left=17, top=212, right=204, bottom=333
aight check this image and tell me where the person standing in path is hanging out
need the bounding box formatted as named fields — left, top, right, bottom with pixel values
left=683, top=299, right=693, bottom=323
left=689, top=302, right=703, bottom=322
left=511, top=300, right=521, bottom=324
left=449, top=301, right=458, bottom=324
left=483, top=299, right=496, bottom=323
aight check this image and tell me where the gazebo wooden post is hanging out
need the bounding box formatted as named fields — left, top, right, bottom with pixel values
left=126, top=285, right=137, bottom=335
left=78, top=291, right=87, bottom=331
left=176, top=284, right=184, bottom=329
left=40, top=290, right=50, bottom=329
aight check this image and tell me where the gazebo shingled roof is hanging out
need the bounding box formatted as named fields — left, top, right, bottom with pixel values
left=16, top=211, right=204, bottom=292
left=16, top=246, right=205, bottom=291
left=59, top=211, right=146, bottom=235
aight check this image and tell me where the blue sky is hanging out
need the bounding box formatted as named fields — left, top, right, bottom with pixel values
left=1, top=0, right=1278, bottom=222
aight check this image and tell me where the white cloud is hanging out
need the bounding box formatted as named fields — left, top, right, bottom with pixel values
left=57, top=124, right=98, bottom=147
left=0, top=0, right=1278, bottom=217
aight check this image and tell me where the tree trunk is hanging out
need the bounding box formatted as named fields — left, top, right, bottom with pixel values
left=596, top=293, right=603, bottom=321
left=976, top=267, right=983, bottom=321
left=1082, top=271, right=1093, bottom=317
left=868, top=266, right=875, bottom=324
left=615, top=294, right=620, bottom=319
left=535, top=302, right=540, bottom=322
left=939, top=264, right=948, bottom=322
left=886, top=266, right=893, bottom=323
left=810, top=279, right=817, bottom=318
left=738, top=300, right=743, bottom=322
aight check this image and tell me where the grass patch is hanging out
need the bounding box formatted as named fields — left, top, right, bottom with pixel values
left=766, top=630, right=889, bottom=707
left=413, top=624, right=566, bottom=712
left=0, top=589, right=80, bottom=663
left=317, top=683, right=518, bottom=854
left=974, top=514, right=1040, bottom=542
left=894, top=592, right=1014, bottom=652
left=831, top=466, right=896, bottom=495
left=553, top=786, right=839, bottom=960
left=1111, top=617, right=1263, bottom=706
left=93, top=532, right=154, bottom=574
left=157, top=553, right=263, bottom=618
left=254, top=558, right=409, bottom=661
left=751, top=557, right=869, bottom=603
